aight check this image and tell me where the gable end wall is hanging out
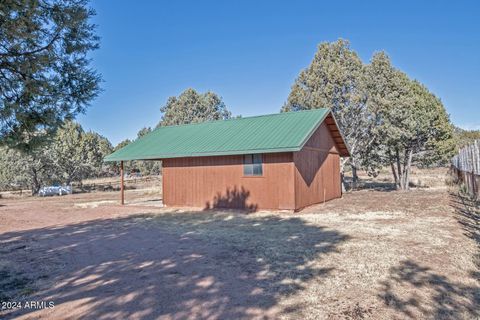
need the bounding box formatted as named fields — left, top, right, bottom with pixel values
left=294, top=121, right=342, bottom=210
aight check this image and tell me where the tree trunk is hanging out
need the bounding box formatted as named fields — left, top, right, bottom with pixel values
left=390, top=161, right=398, bottom=186
left=394, top=148, right=413, bottom=191
left=31, top=167, right=41, bottom=195
left=388, top=149, right=398, bottom=187
left=351, top=162, right=358, bottom=190
left=340, top=158, right=347, bottom=193
left=395, top=147, right=403, bottom=190
left=403, top=149, right=413, bottom=190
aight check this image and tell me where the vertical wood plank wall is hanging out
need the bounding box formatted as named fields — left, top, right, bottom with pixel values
left=163, top=152, right=295, bottom=210
left=293, top=121, right=341, bottom=210
left=162, top=119, right=342, bottom=211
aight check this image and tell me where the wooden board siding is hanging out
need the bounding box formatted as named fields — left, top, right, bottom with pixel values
left=162, top=118, right=344, bottom=211
left=293, top=122, right=342, bottom=210
left=304, top=117, right=340, bottom=153
left=162, top=152, right=295, bottom=210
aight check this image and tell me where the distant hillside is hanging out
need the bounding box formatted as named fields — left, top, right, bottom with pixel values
left=454, top=126, right=480, bottom=149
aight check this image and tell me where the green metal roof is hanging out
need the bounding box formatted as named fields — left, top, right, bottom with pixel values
left=105, top=109, right=332, bottom=161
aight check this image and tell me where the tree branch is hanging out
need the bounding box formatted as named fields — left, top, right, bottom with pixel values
left=0, top=31, right=61, bottom=58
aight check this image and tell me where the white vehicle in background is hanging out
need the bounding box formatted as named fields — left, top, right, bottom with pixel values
left=38, top=186, right=72, bottom=197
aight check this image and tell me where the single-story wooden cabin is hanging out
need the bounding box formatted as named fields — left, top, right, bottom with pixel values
left=105, top=109, right=349, bottom=211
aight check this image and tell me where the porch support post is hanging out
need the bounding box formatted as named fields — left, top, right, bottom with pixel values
left=120, top=161, right=125, bottom=205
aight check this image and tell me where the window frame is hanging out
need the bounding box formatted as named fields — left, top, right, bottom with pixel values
left=243, top=154, right=263, bottom=177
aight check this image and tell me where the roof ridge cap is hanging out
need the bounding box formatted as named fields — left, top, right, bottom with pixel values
left=154, top=108, right=329, bottom=130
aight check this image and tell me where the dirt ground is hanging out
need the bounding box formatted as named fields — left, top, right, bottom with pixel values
left=0, top=171, right=479, bottom=319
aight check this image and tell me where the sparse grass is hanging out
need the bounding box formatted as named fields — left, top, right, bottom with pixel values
left=344, top=166, right=449, bottom=191
left=0, top=266, right=35, bottom=301
left=0, top=168, right=478, bottom=319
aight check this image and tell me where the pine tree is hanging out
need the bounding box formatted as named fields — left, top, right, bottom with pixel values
left=0, top=0, right=101, bottom=150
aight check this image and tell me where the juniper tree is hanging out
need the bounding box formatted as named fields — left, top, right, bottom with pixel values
left=283, top=39, right=371, bottom=187
left=363, top=52, right=454, bottom=189
left=284, top=41, right=454, bottom=190
left=82, top=131, right=113, bottom=177
left=0, top=144, right=54, bottom=194
left=50, top=121, right=111, bottom=184
left=158, top=88, right=231, bottom=127
left=0, top=122, right=113, bottom=193
left=453, top=127, right=480, bottom=149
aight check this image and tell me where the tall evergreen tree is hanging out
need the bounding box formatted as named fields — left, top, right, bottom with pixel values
left=364, top=52, right=454, bottom=189
left=0, top=0, right=101, bottom=150
left=285, top=41, right=454, bottom=190
left=283, top=39, right=370, bottom=186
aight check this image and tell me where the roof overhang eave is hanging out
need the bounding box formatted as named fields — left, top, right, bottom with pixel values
left=103, top=146, right=303, bottom=162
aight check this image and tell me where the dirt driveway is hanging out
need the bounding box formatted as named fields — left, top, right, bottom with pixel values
left=0, top=188, right=479, bottom=319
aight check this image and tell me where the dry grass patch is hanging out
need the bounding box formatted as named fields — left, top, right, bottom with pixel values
left=0, top=170, right=479, bottom=319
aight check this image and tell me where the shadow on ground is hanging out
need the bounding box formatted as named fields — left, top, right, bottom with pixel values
left=449, top=191, right=480, bottom=249
left=450, top=191, right=480, bottom=282
left=378, top=193, right=480, bottom=319
left=0, top=211, right=348, bottom=319
left=379, top=260, right=479, bottom=319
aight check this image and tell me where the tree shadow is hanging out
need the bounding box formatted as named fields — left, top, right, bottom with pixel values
left=379, top=193, right=480, bottom=318
left=449, top=191, right=480, bottom=281
left=449, top=191, right=480, bottom=246
left=0, top=211, right=348, bottom=319
left=379, top=260, right=479, bottom=319
left=204, top=186, right=258, bottom=212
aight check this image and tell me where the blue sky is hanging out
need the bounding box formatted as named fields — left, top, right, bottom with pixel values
left=78, top=0, right=480, bottom=145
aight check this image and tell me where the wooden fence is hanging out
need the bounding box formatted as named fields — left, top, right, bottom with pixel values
left=451, top=140, right=480, bottom=198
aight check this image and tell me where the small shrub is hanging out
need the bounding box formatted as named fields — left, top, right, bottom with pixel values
left=444, top=174, right=457, bottom=187
left=459, top=183, right=468, bottom=195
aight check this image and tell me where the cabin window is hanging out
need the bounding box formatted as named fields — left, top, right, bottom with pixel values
left=243, top=154, right=263, bottom=176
